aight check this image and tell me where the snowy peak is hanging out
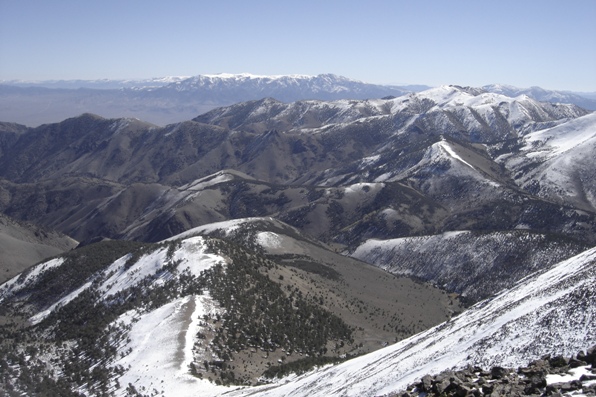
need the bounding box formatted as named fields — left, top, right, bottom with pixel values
left=171, top=73, right=363, bottom=90
left=408, top=85, right=587, bottom=123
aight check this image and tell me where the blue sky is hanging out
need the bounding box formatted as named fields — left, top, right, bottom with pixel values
left=1, top=0, right=595, bottom=91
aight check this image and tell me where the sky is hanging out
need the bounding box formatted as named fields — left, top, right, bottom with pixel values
left=1, top=0, right=595, bottom=92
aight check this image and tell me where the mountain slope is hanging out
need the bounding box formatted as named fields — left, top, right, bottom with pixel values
left=233, top=246, right=596, bottom=397
left=0, top=213, right=78, bottom=284
left=497, top=112, right=596, bottom=212
left=0, top=86, right=588, bottom=187
left=483, top=83, right=596, bottom=110
left=0, top=219, right=458, bottom=396
left=351, top=229, right=589, bottom=303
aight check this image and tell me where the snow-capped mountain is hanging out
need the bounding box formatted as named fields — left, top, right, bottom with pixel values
left=3, top=73, right=594, bottom=128
left=0, top=73, right=417, bottom=127
left=160, top=73, right=413, bottom=102
left=484, top=84, right=596, bottom=110
left=0, top=76, right=190, bottom=90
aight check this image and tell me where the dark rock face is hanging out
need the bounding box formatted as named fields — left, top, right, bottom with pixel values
left=403, top=346, right=596, bottom=397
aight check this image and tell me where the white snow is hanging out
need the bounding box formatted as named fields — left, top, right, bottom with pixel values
left=546, top=366, right=591, bottom=385
left=101, top=236, right=224, bottom=297
left=522, top=112, right=596, bottom=159
left=181, top=172, right=235, bottom=194
left=503, top=112, right=596, bottom=209
left=171, top=236, right=225, bottom=278
left=165, top=218, right=251, bottom=241
left=101, top=248, right=169, bottom=297
left=202, top=73, right=314, bottom=81
left=29, top=281, right=92, bottom=325
left=13, top=235, right=226, bottom=326
left=112, top=294, right=232, bottom=397
left=343, top=182, right=383, bottom=197
left=256, top=231, right=284, bottom=250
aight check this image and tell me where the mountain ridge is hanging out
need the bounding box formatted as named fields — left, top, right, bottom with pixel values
left=2, top=74, right=595, bottom=127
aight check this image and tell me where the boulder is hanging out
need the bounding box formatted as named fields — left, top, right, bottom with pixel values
left=490, top=366, right=508, bottom=379
left=549, top=355, right=569, bottom=368
left=420, top=374, right=433, bottom=392
left=587, top=345, right=596, bottom=365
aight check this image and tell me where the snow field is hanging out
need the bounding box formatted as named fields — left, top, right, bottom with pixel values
left=112, top=294, right=230, bottom=397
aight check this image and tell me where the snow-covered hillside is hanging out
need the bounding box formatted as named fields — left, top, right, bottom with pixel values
left=351, top=230, right=588, bottom=302
left=499, top=112, right=596, bottom=212
left=2, top=218, right=458, bottom=396
left=233, top=246, right=596, bottom=397
left=0, top=236, right=232, bottom=396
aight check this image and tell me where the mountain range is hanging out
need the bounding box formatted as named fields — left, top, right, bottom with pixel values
left=1, top=73, right=595, bottom=127
left=0, top=77, right=595, bottom=396
left=0, top=74, right=417, bottom=127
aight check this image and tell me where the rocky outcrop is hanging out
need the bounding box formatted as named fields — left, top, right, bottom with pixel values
left=401, top=346, right=596, bottom=397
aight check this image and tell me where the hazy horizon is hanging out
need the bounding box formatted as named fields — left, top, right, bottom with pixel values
left=1, top=0, right=595, bottom=92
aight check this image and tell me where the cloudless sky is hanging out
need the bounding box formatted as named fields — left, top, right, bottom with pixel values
left=1, top=0, right=595, bottom=91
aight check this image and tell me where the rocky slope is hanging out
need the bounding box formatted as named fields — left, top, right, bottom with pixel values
left=403, top=348, right=596, bottom=397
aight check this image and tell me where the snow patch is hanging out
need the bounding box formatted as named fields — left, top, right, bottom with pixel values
left=166, top=219, right=252, bottom=241
left=112, top=294, right=231, bottom=397
left=256, top=231, right=283, bottom=250
left=29, top=281, right=93, bottom=325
